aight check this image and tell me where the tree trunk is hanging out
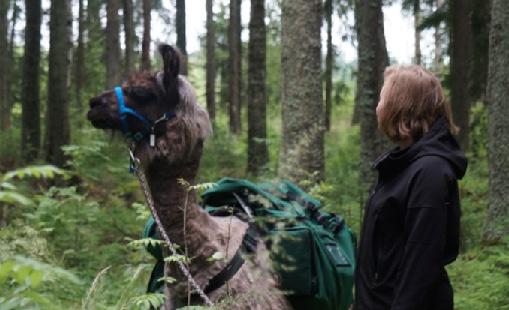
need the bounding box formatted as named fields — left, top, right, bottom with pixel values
left=206, top=0, right=216, bottom=124
left=86, top=0, right=103, bottom=94
left=278, top=0, right=324, bottom=185
left=105, top=0, right=120, bottom=88
left=228, top=0, right=242, bottom=134
left=5, top=0, right=19, bottom=130
left=141, top=0, right=151, bottom=71
left=176, top=0, right=187, bottom=75
left=470, top=0, right=491, bottom=102
left=75, top=0, right=85, bottom=111
left=450, top=0, right=473, bottom=151
left=355, top=0, right=390, bottom=189
left=325, top=0, right=333, bottom=131
left=45, top=0, right=72, bottom=167
left=483, top=0, right=509, bottom=244
left=414, top=0, right=422, bottom=65
left=21, top=0, right=41, bottom=162
left=247, top=0, right=268, bottom=175
left=123, top=0, right=135, bottom=75
left=0, top=0, right=9, bottom=130
left=433, top=0, right=444, bottom=73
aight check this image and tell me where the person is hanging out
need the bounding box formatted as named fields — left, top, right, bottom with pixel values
left=354, top=65, right=468, bottom=310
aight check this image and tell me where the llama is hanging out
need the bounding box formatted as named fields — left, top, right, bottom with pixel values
left=87, top=44, right=290, bottom=310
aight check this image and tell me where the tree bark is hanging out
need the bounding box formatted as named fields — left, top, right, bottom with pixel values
left=105, top=0, right=120, bottom=88
left=483, top=0, right=509, bottom=243
left=21, top=0, right=41, bottom=162
left=5, top=0, right=19, bottom=130
left=278, top=0, right=324, bottom=185
left=355, top=0, right=390, bottom=189
left=0, top=0, right=9, bottom=130
left=45, top=0, right=72, bottom=166
left=470, top=0, right=491, bottom=102
left=414, top=0, right=422, bottom=65
left=433, top=0, right=444, bottom=73
left=123, top=0, right=135, bottom=75
left=228, top=0, right=242, bottom=134
left=206, top=0, right=216, bottom=124
left=450, top=0, right=473, bottom=151
left=176, top=0, right=187, bottom=75
left=75, top=0, right=85, bottom=111
left=141, top=0, right=151, bottom=71
left=86, top=0, right=104, bottom=95
left=247, top=0, right=268, bottom=175
left=325, top=0, right=333, bottom=131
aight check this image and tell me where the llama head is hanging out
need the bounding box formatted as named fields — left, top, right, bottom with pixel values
left=87, top=44, right=212, bottom=166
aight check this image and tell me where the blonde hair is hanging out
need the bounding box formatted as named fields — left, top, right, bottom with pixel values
left=377, top=65, right=458, bottom=143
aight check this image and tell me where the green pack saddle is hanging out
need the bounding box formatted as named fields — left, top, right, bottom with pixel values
left=143, top=178, right=356, bottom=310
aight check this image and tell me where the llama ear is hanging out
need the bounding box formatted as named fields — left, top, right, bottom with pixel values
left=158, top=44, right=180, bottom=91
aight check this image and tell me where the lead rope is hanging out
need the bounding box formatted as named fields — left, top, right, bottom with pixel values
left=128, top=145, right=214, bottom=307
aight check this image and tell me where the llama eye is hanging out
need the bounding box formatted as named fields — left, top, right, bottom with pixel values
left=125, top=87, right=155, bottom=102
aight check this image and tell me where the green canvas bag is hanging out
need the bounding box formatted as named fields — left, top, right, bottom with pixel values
left=144, top=178, right=356, bottom=310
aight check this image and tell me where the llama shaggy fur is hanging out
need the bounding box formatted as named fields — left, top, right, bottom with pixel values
left=87, top=45, right=290, bottom=310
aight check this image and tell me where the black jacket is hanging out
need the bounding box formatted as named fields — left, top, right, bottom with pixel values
left=354, top=117, right=468, bottom=310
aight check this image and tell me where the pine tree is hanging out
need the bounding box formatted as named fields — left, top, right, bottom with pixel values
left=279, top=0, right=324, bottom=185
left=141, top=0, right=151, bottom=71
left=355, top=0, right=390, bottom=189
left=324, top=0, right=333, bottom=131
left=176, top=0, right=187, bottom=75
left=21, top=0, right=41, bottom=161
left=105, top=0, right=120, bottom=88
left=206, top=0, right=216, bottom=124
left=123, top=0, right=135, bottom=75
left=483, top=0, right=509, bottom=243
left=0, top=0, right=8, bottom=130
left=450, top=0, right=473, bottom=150
left=45, top=0, right=72, bottom=166
left=228, top=0, right=242, bottom=134
left=247, top=0, right=268, bottom=175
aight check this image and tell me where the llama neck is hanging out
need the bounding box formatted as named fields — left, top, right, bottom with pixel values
left=145, top=159, right=224, bottom=274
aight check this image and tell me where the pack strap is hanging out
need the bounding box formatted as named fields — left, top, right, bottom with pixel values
left=201, top=224, right=258, bottom=295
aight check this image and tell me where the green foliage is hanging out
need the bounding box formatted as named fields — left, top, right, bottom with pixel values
left=0, top=256, right=80, bottom=310
left=128, top=293, right=166, bottom=310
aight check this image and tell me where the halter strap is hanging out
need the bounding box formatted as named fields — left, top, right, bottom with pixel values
left=114, top=86, right=176, bottom=142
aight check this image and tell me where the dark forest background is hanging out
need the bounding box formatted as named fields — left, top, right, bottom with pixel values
left=0, top=0, right=508, bottom=309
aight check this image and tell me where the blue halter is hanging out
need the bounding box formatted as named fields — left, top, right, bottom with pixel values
left=114, top=86, right=176, bottom=143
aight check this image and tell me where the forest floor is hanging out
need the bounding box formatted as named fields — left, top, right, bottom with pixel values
left=0, top=92, right=508, bottom=309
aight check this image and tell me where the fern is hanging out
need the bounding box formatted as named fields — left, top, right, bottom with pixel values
left=127, top=237, right=164, bottom=249
left=128, top=293, right=166, bottom=310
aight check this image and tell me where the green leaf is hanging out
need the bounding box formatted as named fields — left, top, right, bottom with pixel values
left=0, top=260, right=15, bottom=282
left=207, top=251, right=225, bottom=262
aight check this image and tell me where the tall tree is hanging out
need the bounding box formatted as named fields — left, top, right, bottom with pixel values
left=21, top=0, right=41, bottom=162
left=141, top=0, right=151, bottom=71
left=279, top=0, right=324, bottom=184
left=45, top=0, right=72, bottom=166
left=355, top=0, right=390, bottom=189
left=0, top=0, right=9, bottom=130
left=414, top=0, right=422, bottom=65
left=470, top=0, right=491, bottom=102
left=449, top=0, right=473, bottom=150
left=433, top=0, right=444, bottom=73
left=75, top=0, right=85, bottom=111
left=228, top=0, right=242, bottom=134
left=206, top=0, right=216, bottom=124
left=176, top=0, right=187, bottom=75
left=105, top=0, right=120, bottom=88
left=247, top=0, right=268, bottom=175
left=123, top=0, right=135, bottom=75
left=87, top=0, right=104, bottom=94
left=324, top=0, right=333, bottom=131
left=483, top=0, right=509, bottom=243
